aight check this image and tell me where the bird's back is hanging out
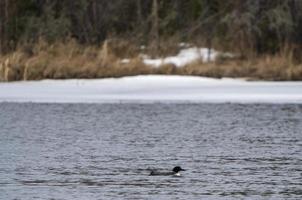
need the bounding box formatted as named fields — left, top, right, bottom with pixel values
left=149, top=170, right=174, bottom=176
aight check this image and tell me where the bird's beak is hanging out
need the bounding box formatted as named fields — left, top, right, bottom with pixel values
left=181, top=169, right=186, bottom=171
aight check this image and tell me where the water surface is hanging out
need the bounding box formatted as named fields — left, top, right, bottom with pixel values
left=0, top=103, right=301, bottom=199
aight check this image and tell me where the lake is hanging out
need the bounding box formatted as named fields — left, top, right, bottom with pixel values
left=0, top=103, right=301, bottom=199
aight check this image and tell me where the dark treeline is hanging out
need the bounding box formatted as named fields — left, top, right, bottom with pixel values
left=1, top=0, right=302, bottom=59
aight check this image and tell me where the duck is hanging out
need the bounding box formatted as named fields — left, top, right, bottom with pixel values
left=149, top=166, right=186, bottom=176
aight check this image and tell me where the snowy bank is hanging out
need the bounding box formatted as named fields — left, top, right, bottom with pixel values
left=0, top=75, right=302, bottom=103
left=141, top=47, right=232, bottom=67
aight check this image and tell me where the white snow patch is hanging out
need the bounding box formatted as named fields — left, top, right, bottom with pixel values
left=120, top=59, right=130, bottom=64
left=0, top=75, right=302, bottom=104
left=178, top=43, right=191, bottom=48
left=143, top=48, right=220, bottom=67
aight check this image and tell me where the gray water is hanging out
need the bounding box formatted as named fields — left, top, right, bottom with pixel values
left=0, top=103, right=301, bottom=200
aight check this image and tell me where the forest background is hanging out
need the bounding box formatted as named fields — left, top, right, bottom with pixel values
left=1, top=0, right=302, bottom=81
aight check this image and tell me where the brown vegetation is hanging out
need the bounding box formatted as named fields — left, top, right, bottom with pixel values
left=0, top=40, right=152, bottom=81
left=180, top=61, right=302, bottom=81
left=179, top=49, right=302, bottom=81
left=1, top=40, right=302, bottom=81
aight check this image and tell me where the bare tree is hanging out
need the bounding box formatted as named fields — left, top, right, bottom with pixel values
left=0, top=0, right=3, bottom=53
left=0, top=0, right=8, bottom=53
left=150, top=0, right=159, bottom=56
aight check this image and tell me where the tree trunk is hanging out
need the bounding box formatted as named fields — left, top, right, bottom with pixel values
left=1, top=0, right=10, bottom=53
left=136, top=0, right=142, bottom=24
left=0, top=0, right=7, bottom=53
left=206, top=37, right=212, bottom=62
left=150, top=0, right=159, bottom=56
left=0, top=1, right=3, bottom=54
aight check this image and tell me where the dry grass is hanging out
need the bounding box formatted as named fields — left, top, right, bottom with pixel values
left=1, top=39, right=302, bottom=81
left=177, top=51, right=302, bottom=81
left=0, top=39, right=153, bottom=81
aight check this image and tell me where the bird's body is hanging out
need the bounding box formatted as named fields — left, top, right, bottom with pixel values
left=149, top=166, right=186, bottom=176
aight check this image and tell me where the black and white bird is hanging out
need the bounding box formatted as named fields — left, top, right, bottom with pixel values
left=149, top=166, right=186, bottom=176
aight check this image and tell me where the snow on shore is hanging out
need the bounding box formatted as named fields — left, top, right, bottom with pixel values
left=143, top=48, right=219, bottom=67
left=122, top=46, right=234, bottom=67
left=0, top=75, right=302, bottom=103
left=140, top=47, right=235, bottom=67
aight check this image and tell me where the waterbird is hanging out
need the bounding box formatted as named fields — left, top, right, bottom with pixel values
left=149, top=166, right=186, bottom=176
